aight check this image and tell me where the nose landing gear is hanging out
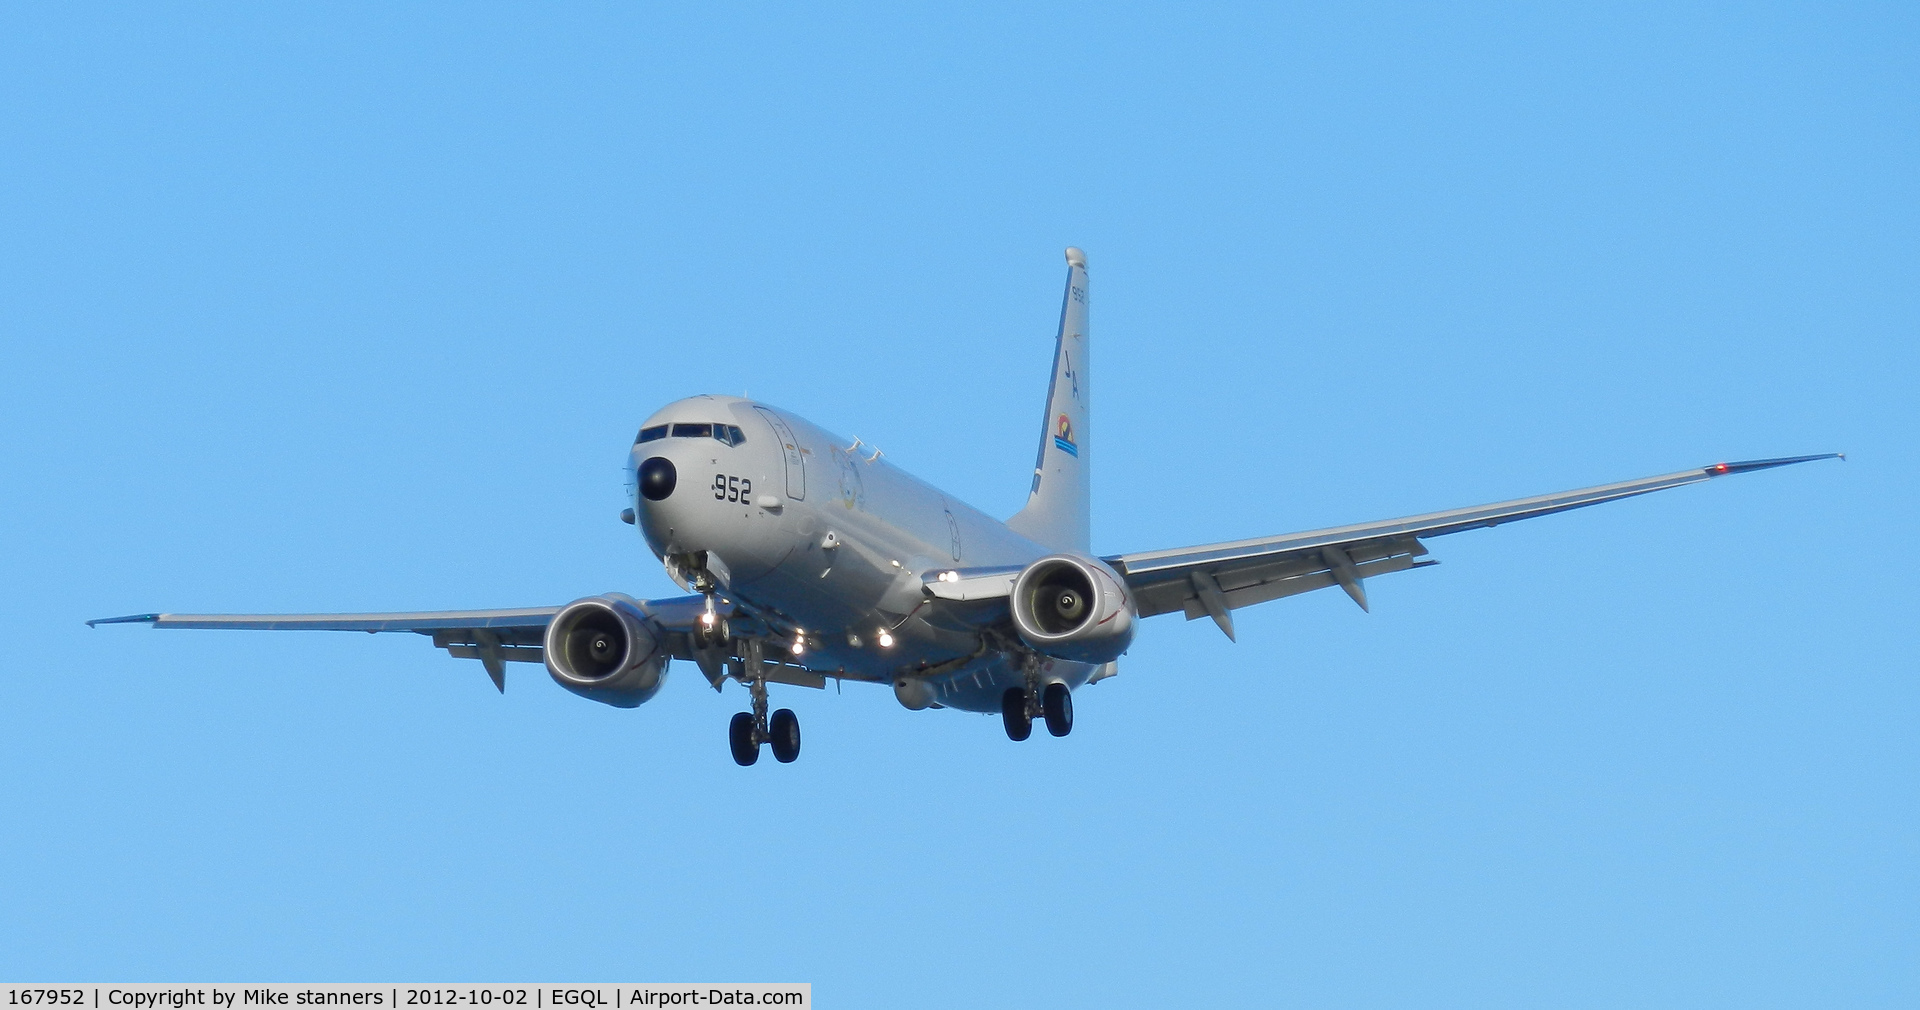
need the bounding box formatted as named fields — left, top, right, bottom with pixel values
left=692, top=593, right=731, bottom=650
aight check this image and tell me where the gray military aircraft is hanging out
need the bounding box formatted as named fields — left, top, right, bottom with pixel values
left=92, top=248, right=1839, bottom=765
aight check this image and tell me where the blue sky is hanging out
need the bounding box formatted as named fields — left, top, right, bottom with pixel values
left=2, top=4, right=1914, bottom=1006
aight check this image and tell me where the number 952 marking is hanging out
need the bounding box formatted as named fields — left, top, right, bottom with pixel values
left=713, top=473, right=752, bottom=503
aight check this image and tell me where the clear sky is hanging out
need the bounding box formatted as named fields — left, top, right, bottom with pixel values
left=2, top=4, right=1913, bottom=1006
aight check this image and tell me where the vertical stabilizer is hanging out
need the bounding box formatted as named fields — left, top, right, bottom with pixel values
left=1008, top=247, right=1091, bottom=553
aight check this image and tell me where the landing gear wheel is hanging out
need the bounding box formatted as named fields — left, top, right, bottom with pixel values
left=1001, top=687, right=1033, bottom=742
left=1042, top=682, right=1073, bottom=737
left=728, top=711, right=759, bottom=766
left=769, top=708, right=801, bottom=763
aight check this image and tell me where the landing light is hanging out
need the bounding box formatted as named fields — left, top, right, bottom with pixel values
left=791, top=640, right=806, bottom=657
left=700, top=611, right=716, bottom=627
left=939, top=570, right=959, bottom=583
left=877, top=630, right=894, bottom=649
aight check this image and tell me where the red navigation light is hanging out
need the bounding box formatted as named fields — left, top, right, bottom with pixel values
left=1712, top=463, right=1730, bottom=473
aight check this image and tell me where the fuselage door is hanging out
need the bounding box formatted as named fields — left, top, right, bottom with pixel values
left=754, top=406, right=806, bottom=501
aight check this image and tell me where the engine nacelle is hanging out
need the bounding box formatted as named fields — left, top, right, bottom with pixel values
left=1009, top=554, right=1135, bottom=665
left=543, top=595, right=669, bottom=708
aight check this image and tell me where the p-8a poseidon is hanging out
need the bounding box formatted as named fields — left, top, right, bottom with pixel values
left=91, top=248, right=1839, bottom=765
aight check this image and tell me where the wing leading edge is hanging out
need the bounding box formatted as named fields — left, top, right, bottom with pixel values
left=1105, top=454, right=1841, bottom=640
left=85, top=608, right=563, bottom=633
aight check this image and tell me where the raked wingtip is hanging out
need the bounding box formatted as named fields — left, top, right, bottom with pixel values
left=1702, top=453, right=1845, bottom=477
left=86, top=613, right=160, bottom=628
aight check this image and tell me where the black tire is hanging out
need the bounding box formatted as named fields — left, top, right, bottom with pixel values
left=729, top=711, right=759, bottom=766
left=1042, top=682, right=1073, bottom=737
left=769, top=708, right=801, bottom=763
left=1001, top=687, right=1033, bottom=742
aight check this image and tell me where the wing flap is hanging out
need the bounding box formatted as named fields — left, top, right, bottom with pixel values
left=1129, top=535, right=1429, bottom=618
left=440, top=645, right=546, bottom=664
left=1180, top=551, right=1435, bottom=620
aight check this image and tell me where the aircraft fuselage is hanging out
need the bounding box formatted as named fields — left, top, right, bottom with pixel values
left=629, top=394, right=1101, bottom=712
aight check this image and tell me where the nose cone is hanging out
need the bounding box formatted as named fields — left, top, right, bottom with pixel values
left=632, top=447, right=695, bottom=560
left=638, top=457, right=677, bottom=501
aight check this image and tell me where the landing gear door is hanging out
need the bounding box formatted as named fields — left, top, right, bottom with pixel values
left=754, top=406, right=806, bottom=501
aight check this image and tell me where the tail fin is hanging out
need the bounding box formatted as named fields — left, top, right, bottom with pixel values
left=1008, top=247, right=1091, bottom=553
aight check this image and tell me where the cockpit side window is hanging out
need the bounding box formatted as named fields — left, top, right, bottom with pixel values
left=636, top=425, right=668, bottom=444
left=727, top=425, right=746, bottom=446
left=670, top=423, right=712, bottom=438
left=712, top=426, right=734, bottom=446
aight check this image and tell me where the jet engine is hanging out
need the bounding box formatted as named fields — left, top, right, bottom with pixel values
left=543, top=595, right=669, bottom=708
left=1009, top=555, right=1135, bottom=664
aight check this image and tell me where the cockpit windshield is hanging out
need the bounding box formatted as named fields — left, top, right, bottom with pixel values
left=639, top=422, right=746, bottom=446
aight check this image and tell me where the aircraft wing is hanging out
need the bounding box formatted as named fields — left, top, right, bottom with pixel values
left=86, top=595, right=715, bottom=692
left=1103, top=454, right=1841, bottom=640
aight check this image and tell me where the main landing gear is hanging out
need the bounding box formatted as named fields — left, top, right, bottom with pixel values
left=1001, top=687, right=1032, bottom=741
left=1043, top=682, right=1072, bottom=737
left=1001, top=681, right=1074, bottom=741
left=729, top=702, right=801, bottom=765
left=728, top=644, right=801, bottom=766
left=729, top=711, right=759, bottom=765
